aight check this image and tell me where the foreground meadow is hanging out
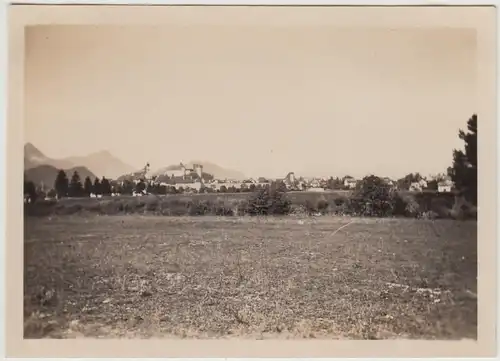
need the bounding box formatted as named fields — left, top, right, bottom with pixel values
left=24, top=215, right=477, bottom=339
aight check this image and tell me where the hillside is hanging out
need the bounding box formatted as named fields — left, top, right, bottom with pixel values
left=65, top=150, right=135, bottom=179
left=116, top=168, right=150, bottom=182
left=152, top=161, right=245, bottom=180
left=24, top=164, right=97, bottom=189
left=24, top=143, right=74, bottom=170
left=24, top=143, right=134, bottom=179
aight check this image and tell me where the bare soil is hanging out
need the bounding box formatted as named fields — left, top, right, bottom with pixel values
left=24, top=215, right=477, bottom=339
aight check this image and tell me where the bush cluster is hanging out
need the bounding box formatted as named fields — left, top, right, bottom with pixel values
left=349, top=175, right=399, bottom=217
left=245, top=185, right=291, bottom=216
left=24, top=180, right=476, bottom=220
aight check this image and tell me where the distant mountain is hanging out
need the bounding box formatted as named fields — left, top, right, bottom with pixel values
left=151, top=161, right=246, bottom=180
left=24, top=164, right=97, bottom=189
left=24, top=143, right=74, bottom=170
left=116, top=168, right=149, bottom=182
left=64, top=150, right=135, bottom=179
left=24, top=143, right=135, bottom=179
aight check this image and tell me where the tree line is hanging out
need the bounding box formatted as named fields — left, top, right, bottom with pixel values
left=24, top=171, right=116, bottom=200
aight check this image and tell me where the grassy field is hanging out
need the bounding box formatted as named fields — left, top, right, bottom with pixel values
left=24, top=215, right=477, bottom=339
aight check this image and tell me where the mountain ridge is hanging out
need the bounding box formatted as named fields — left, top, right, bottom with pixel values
left=24, top=143, right=135, bottom=179
left=24, top=143, right=247, bottom=184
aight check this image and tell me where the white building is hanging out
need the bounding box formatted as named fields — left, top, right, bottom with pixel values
left=438, top=179, right=453, bottom=193
left=343, top=177, right=357, bottom=189
left=409, top=179, right=428, bottom=192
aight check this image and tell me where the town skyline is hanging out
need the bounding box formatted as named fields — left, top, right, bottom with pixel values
left=24, top=140, right=456, bottom=182
left=25, top=25, right=476, bottom=179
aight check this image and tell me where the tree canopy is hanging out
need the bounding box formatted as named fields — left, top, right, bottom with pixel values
left=54, top=170, right=69, bottom=198
left=448, top=114, right=477, bottom=205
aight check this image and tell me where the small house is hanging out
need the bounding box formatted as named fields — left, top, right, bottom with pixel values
left=343, top=177, right=357, bottom=189
left=438, top=179, right=453, bottom=193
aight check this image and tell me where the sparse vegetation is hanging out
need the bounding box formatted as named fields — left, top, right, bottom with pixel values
left=23, top=188, right=474, bottom=220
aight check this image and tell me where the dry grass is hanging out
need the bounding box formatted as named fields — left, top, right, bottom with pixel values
left=24, top=215, right=477, bottom=339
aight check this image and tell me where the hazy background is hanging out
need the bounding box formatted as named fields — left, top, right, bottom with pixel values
left=25, top=25, right=477, bottom=179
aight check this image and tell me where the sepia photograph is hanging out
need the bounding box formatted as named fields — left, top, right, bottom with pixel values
left=8, top=3, right=496, bottom=356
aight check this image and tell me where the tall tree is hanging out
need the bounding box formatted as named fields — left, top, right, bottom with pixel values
left=24, top=180, right=37, bottom=203
left=135, top=180, right=146, bottom=194
left=396, top=173, right=423, bottom=190
left=93, top=178, right=102, bottom=196
left=47, top=189, right=57, bottom=198
left=327, top=176, right=343, bottom=190
left=54, top=170, right=69, bottom=198
left=448, top=114, right=477, bottom=205
left=69, top=171, right=83, bottom=197
left=83, top=176, right=93, bottom=197
left=101, top=177, right=112, bottom=196
left=110, top=181, right=121, bottom=195
left=121, top=180, right=134, bottom=195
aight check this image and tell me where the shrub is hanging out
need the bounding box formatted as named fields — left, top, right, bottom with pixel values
left=404, top=197, right=421, bottom=217
left=246, top=185, right=291, bottom=216
left=317, top=198, right=330, bottom=214
left=24, top=199, right=57, bottom=217
left=328, top=196, right=353, bottom=216
left=392, top=193, right=421, bottom=218
left=98, top=200, right=120, bottom=214
left=188, top=200, right=209, bottom=216
left=334, top=197, right=346, bottom=207
left=231, top=199, right=248, bottom=216
left=214, top=200, right=234, bottom=216
left=160, top=198, right=189, bottom=216
left=304, top=199, right=318, bottom=215
left=58, top=203, right=82, bottom=215
left=450, top=195, right=477, bottom=220
left=145, top=199, right=160, bottom=213
left=351, top=175, right=398, bottom=217
left=303, top=196, right=330, bottom=215
left=290, top=204, right=308, bottom=216
left=414, top=192, right=455, bottom=218
left=134, top=201, right=146, bottom=212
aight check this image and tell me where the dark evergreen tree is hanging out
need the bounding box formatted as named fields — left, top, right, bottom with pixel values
left=54, top=170, right=69, bottom=198
left=101, top=177, right=112, bottom=196
left=69, top=171, right=84, bottom=197
left=121, top=180, right=134, bottom=195
left=93, top=178, right=102, bottom=195
left=83, top=176, right=93, bottom=197
left=448, top=114, right=477, bottom=205
left=135, top=180, right=146, bottom=194
left=23, top=179, right=37, bottom=203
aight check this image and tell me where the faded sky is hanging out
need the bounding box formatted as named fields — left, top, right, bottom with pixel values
left=25, top=24, right=477, bottom=179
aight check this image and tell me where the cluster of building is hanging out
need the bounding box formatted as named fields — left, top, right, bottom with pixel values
left=116, top=162, right=455, bottom=196
left=24, top=158, right=457, bottom=204
left=407, top=177, right=454, bottom=193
